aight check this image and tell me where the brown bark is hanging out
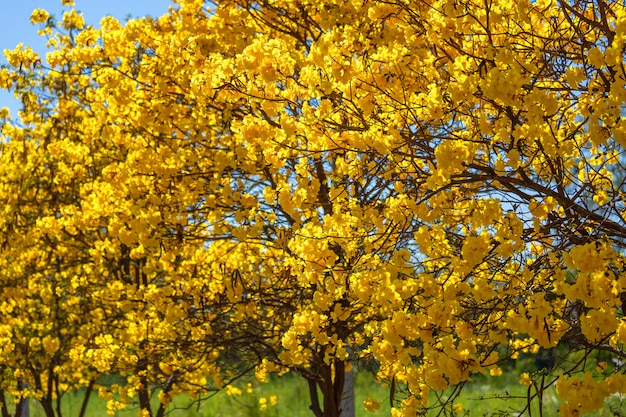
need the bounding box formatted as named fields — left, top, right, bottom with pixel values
left=77, top=380, right=94, bottom=417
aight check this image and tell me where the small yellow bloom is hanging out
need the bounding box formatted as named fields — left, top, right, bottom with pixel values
left=520, top=372, right=532, bottom=387
left=225, top=385, right=242, bottom=396
left=364, top=397, right=381, bottom=412
left=489, top=366, right=503, bottom=376
left=42, top=335, right=60, bottom=354
left=30, top=8, right=51, bottom=25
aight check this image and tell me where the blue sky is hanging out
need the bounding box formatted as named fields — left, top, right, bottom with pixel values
left=0, top=0, right=173, bottom=113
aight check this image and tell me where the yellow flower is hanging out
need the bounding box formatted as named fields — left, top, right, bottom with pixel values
left=364, top=397, right=381, bottom=412
left=62, top=9, right=85, bottom=30
left=30, top=8, right=51, bottom=25
left=42, top=335, right=60, bottom=355
left=225, top=385, right=242, bottom=396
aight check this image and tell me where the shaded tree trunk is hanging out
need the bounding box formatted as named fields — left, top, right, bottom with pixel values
left=340, top=366, right=354, bottom=417
left=307, top=359, right=353, bottom=417
left=77, top=380, right=94, bottom=417
left=0, top=389, right=10, bottom=417
left=16, top=380, right=28, bottom=417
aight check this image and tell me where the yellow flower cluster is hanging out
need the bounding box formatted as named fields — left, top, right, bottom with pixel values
left=0, top=0, right=625, bottom=416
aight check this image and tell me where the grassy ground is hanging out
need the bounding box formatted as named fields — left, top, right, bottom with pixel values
left=20, top=370, right=626, bottom=417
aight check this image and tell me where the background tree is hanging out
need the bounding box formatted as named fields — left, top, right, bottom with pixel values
left=0, top=7, right=276, bottom=417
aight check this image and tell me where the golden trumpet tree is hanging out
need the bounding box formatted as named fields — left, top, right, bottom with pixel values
left=1, top=0, right=626, bottom=416
left=0, top=69, right=105, bottom=417
left=0, top=6, right=276, bottom=417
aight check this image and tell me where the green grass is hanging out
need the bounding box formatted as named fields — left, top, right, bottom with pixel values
left=16, top=371, right=626, bottom=417
left=421, top=371, right=626, bottom=417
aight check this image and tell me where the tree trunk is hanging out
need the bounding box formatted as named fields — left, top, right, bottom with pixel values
left=17, top=399, right=28, bottom=417
left=16, top=380, right=28, bottom=417
left=307, top=378, right=323, bottom=417
left=306, top=358, right=355, bottom=417
left=138, top=382, right=152, bottom=417
left=0, top=390, right=10, bottom=417
left=320, top=363, right=340, bottom=417
left=77, top=380, right=94, bottom=417
left=39, top=400, right=54, bottom=417
left=339, top=365, right=355, bottom=417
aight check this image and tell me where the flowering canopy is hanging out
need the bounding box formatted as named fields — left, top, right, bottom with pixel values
left=1, top=0, right=626, bottom=416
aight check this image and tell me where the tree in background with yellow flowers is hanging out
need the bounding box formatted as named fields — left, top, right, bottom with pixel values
left=1, top=0, right=626, bottom=416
